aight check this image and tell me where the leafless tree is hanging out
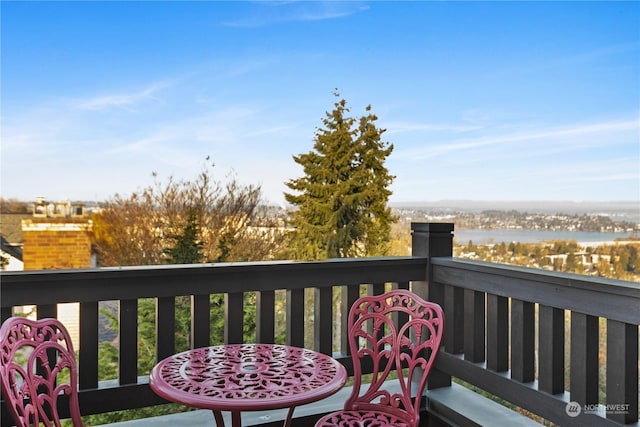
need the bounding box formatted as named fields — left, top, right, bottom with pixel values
left=92, top=166, right=287, bottom=267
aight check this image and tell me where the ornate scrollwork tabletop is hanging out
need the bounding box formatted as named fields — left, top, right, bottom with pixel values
left=150, top=344, right=347, bottom=412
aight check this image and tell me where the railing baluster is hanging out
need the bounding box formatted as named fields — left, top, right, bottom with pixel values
left=570, top=312, right=599, bottom=407
left=191, top=295, right=210, bottom=348
left=36, top=304, right=58, bottom=382
left=1, top=307, right=11, bottom=323
left=606, top=319, right=638, bottom=423
left=393, top=281, right=410, bottom=292
left=286, top=288, right=305, bottom=347
left=366, top=283, right=388, bottom=345
left=224, top=293, right=244, bottom=344
left=464, top=289, right=485, bottom=363
left=314, top=286, right=333, bottom=354
left=366, top=282, right=386, bottom=296
left=538, top=305, right=564, bottom=395
left=486, top=294, right=509, bottom=372
left=444, top=285, right=464, bottom=355
left=511, top=299, right=535, bottom=383
left=156, top=297, right=175, bottom=360
left=37, top=303, right=57, bottom=319
left=393, top=281, right=410, bottom=330
left=340, top=285, right=360, bottom=355
left=79, top=301, right=99, bottom=389
left=119, top=299, right=138, bottom=384
left=256, top=290, right=275, bottom=343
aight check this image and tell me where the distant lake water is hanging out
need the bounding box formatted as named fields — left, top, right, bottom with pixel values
left=454, top=229, right=635, bottom=245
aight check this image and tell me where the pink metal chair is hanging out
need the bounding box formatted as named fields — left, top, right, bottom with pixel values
left=0, top=317, right=84, bottom=427
left=315, top=290, right=444, bottom=427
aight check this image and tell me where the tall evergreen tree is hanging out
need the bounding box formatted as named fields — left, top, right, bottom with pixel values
left=285, top=92, right=396, bottom=259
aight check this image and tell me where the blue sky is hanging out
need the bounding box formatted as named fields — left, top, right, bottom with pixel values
left=2, top=1, right=639, bottom=206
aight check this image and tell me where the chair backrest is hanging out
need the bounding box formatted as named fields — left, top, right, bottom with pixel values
left=344, top=289, right=444, bottom=426
left=0, top=317, right=83, bottom=427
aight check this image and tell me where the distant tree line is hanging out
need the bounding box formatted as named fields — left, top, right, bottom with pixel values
left=0, top=197, right=30, bottom=214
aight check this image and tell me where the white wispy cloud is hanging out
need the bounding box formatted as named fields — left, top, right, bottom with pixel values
left=395, top=118, right=639, bottom=161
left=226, top=58, right=279, bottom=78
left=385, top=121, right=482, bottom=134
left=221, top=1, right=368, bottom=28
left=77, top=81, right=172, bottom=111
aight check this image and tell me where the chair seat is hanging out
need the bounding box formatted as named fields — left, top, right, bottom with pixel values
left=315, top=409, right=412, bottom=426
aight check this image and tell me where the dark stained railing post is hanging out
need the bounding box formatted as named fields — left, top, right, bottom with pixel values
left=119, top=299, right=138, bottom=384
left=486, top=294, right=509, bottom=372
left=511, top=299, right=535, bottom=383
left=444, top=286, right=464, bottom=355
left=155, top=297, right=175, bottom=361
left=1, top=307, right=11, bottom=324
left=224, top=293, right=244, bottom=344
left=410, top=222, right=453, bottom=307
left=314, top=286, right=333, bottom=354
left=570, top=312, right=599, bottom=407
left=606, top=319, right=638, bottom=424
left=256, top=290, right=275, bottom=344
left=37, top=303, right=57, bottom=319
left=538, top=305, right=565, bottom=394
left=392, top=281, right=410, bottom=332
left=366, top=283, right=386, bottom=297
left=79, top=301, right=99, bottom=389
left=340, top=285, right=359, bottom=355
left=286, top=288, right=305, bottom=348
left=464, top=289, right=485, bottom=363
left=190, top=294, right=211, bottom=348
left=410, top=222, right=452, bottom=294
left=411, top=222, right=453, bottom=389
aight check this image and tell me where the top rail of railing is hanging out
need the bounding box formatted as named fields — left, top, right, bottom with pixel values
left=0, top=256, right=427, bottom=308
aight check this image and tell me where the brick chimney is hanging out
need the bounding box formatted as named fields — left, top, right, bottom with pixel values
left=19, top=199, right=94, bottom=345
left=22, top=217, right=93, bottom=270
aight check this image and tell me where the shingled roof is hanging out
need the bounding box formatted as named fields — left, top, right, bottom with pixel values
left=0, top=214, right=31, bottom=244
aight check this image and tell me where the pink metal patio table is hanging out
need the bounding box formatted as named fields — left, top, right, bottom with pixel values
left=149, top=343, right=348, bottom=427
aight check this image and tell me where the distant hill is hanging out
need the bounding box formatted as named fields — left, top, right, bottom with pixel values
left=391, top=200, right=639, bottom=216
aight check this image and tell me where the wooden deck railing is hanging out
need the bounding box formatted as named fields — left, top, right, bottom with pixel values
left=1, top=222, right=638, bottom=426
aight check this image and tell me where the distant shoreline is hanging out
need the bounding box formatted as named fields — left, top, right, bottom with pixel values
left=392, top=200, right=640, bottom=217
left=453, top=229, right=637, bottom=245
